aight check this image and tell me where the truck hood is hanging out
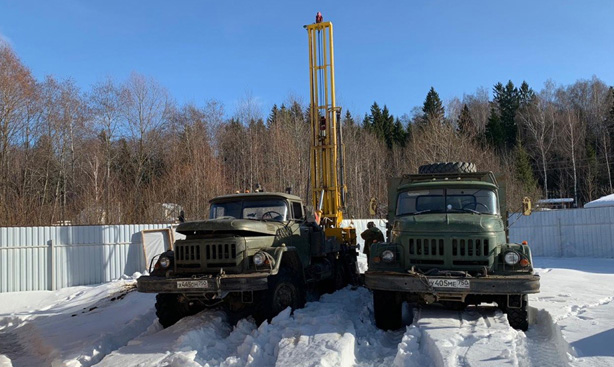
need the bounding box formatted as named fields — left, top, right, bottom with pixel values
left=176, top=218, right=283, bottom=236
left=393, top=213, right=504, bottom=234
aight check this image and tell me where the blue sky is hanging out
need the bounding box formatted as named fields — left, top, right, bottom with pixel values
left=1, top=1, right=613, bottom=119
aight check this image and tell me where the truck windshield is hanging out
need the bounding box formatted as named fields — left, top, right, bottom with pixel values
left=396, top=188, right=499, bottom=215
left=209, top=199, right=288, bottom=222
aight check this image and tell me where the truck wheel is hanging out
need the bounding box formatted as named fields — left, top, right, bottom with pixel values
left=418, top=162, right=477, bottom=174
left=256, top=269, right=306, bottom=323
left=506, top=295, right=529, bottom=331
left=155, top=293, right=199, bottom=328
left=330, top=259, right=347, bottom=291
left=441, top=301, right=467, bottom=311
left=373, top=290, right=402, bottom=330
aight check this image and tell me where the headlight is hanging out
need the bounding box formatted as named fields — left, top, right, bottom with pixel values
left=504, top=251, right=520, bottom=265
left=381, top=250, right=395, bottom=263
left=253, top=252, right=266, bottom=266
left=159, top=256, right=171, bottom=269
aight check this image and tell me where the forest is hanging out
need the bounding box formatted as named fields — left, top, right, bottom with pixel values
left=1, top=45, right=614, bottom=226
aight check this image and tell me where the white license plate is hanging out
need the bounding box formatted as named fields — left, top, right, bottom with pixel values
left=177, top=280, right=209, bottom=289
left=428, top=279, right=470, bottom=289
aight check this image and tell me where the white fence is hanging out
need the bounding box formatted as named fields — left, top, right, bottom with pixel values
left=508, top=207, right=614, bottom=258
left=0, top=224, right=172, bottom=293
left=2, top=210, right=610, bottom=293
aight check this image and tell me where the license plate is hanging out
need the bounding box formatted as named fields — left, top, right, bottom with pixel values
left=428, top=279, right=470, bottom=289
left=177, top=280, right=209, bottom=289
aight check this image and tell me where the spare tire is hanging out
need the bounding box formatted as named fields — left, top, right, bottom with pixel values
left=418, top=162, right=477, bottom=174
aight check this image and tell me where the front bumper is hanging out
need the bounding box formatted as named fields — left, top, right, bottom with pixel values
left=137, top=272, right=270, bottom=293
left=365, top=271, right=540, bottom=295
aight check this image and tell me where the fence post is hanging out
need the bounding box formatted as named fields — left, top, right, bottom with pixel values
left=557, top=218, right=563, bottom=257
left=48, top=240, right=55, bottom=291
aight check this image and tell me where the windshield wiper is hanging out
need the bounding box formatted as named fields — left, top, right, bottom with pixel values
left=448, top=208, right=481, bottom=214
left=413, top=210, right=433, bottom=215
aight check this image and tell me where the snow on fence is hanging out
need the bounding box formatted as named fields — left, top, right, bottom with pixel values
left=508, top=207, right=614, bottom=258
left=0, top=224, right=172, bottom=293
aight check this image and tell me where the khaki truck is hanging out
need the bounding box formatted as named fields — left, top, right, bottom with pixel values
left=137, top=192, right=358, bottom=327
left=365, top=162, right=539, bottom=331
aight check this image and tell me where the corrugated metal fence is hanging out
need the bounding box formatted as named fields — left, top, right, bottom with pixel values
left=508, top=207, right=614, bottom=258
left=0, top=224, right=171, bottom=293
left=2, top=210, right=610, bottom=293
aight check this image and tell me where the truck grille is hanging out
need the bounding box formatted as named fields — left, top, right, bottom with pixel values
left=407, top=237, right=492, bottom=268
left=408, top=238, right=445, bottom=265
left=452, top=238, right=489, bottom=266
left=205, top=243, right=237, bottom=260
left=174, top=240, right=240, bottom=272
left=176, top=244, right=201, bottom=261
left=409, top=238, right=445, bottom=256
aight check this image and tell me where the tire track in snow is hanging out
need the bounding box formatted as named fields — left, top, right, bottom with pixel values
left=413, top=305, right=521, bottom=367
left=515, top=307, right=572, bottom=367
left=412, top=305, right=573, bottom=367
left=0, top=318, right=55, bottom=367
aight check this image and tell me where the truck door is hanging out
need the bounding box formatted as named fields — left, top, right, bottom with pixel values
left=289, top=201, right=311, bottom=266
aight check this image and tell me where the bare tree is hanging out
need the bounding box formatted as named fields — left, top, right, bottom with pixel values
left=518, top=93, right=556, bottom=197
left=121, top=72, right=171, bottom=220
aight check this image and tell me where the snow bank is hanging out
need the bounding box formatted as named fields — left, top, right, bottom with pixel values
left=1, top=257, right=613, bottom=367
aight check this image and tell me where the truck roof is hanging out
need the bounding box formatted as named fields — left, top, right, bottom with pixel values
left=396, top=171, right=499, bottom=187
left=210, top=192, right=304, bottom=203
left=398, top=180, right=497, bottom=191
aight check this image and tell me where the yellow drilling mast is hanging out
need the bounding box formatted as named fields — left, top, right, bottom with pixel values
left=305, top=13, right=356, bottom=246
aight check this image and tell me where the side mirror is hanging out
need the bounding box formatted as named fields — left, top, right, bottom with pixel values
left=522, top=197, right=532, bottom=216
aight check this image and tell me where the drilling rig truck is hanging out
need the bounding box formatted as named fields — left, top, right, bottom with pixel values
left=137, top=13, right=358, bottom=327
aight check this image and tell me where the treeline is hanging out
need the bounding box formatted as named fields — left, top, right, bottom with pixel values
left=1, top=45, right=613, bottom=226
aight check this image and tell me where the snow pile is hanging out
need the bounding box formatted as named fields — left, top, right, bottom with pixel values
left=1, top=257, right=613, bottom=367
left=583, top=193, right=614, bottom=208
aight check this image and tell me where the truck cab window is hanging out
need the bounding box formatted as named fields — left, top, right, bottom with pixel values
left=210, top=199, right=289, bottom=221
left=292, top=202, right=304, bottom=220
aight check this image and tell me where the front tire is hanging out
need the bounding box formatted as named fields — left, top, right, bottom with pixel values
left=254, top=269, right=305, bottom=324
left=155, top=293, right=202, bottom=328
left=506, top=295, right=529, bottom=331
left=373, top=290, right=402, bottom=330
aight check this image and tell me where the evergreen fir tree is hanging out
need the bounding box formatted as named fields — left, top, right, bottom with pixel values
left=380, top=105, right=395, bottom=149
left=422, top=87, right=445, bottom=125
left=343, top=110, right=355, bottom=127
left=518, top=81, right=535, bottom=106
left=363, top=102, right=382, bottom=132
left=514, top=143, right=537, bottom=192
left=392, top=118, right=407, bottom=147
left=484, top=107, right=505, bottom=149
left=492, top=80, right=533, bottom=150
left=267, top=104, right=279, bottom=126
left=457, top=104, right=474, bottom=135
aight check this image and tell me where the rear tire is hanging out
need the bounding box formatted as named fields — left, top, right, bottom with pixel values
left=373, top=290, right=402, bottom=330
left=155, top=293, right=202, bottom=328
left=418, top=162, right=477, bottom=174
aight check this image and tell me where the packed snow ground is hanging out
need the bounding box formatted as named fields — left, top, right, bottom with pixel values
left=1, top=256, right=613, bottom=367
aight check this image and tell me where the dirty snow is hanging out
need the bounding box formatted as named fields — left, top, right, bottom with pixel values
left=0, top=257, right=613, bottom=367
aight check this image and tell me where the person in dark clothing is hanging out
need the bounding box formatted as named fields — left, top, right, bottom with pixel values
left=361, top=221, right=384, bottom=258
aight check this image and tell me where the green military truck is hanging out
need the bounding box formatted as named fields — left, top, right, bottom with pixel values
left=137, top=192, right=358, bottom=327
left=365, top=162, right=539, bottom=331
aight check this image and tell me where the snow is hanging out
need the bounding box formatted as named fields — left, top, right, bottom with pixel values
left=1, top=258, right=613, bottom=367
left=584, top=193, right=614, bottom=208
